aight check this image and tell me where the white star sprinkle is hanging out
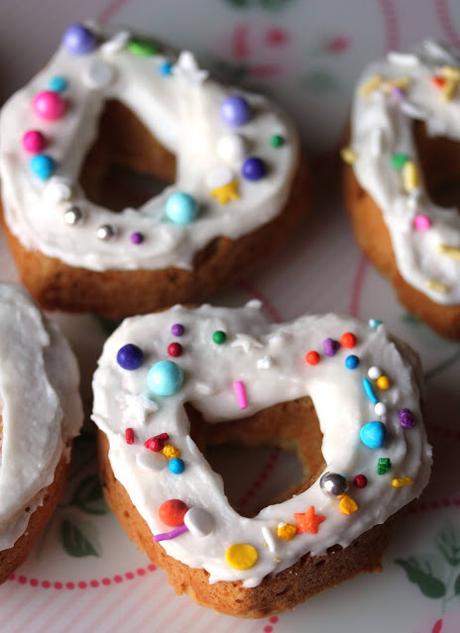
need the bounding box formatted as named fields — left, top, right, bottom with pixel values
left=117, top=393, right=158, bottom=424
left=231, top=333, right=264, bottom=353
left=173, top=51, right=209, bottom=85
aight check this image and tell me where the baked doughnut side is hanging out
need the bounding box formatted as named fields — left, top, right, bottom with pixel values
left=98, top=431, right=390, bottom=618
left=1, top=158, right=309, bottom=318
left=343, top=161, right=460, bottom=338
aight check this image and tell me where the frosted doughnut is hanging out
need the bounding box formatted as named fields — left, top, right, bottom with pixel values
left=347, top=41, right=460, bottom=317
left=92, top=302, right=431, bottom=602
left=0, top=284, right=82, bottom=561
left=0, top=24, right=299, bottom=274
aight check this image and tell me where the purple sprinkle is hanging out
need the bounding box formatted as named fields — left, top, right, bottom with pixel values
left=130, top=231, right=144, bottom=245
left=322, top=338, right=340, bottom=357
left=391, top=86, right=404, bottom=102
left=153, top=525, right=189, bottom=542
left=171, top=323, right=184, bottom=337
left=399, top=408, right=416, bottom=429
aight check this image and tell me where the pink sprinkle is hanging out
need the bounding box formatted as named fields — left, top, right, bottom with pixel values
left=125, top=427, right=135, bottom=444
left=153, top=524, right=189, bottom=542
left=233, top=380, right=248, bottom=409
left=22, top=130, right=46, bottom=153
left=413, top=213, right=432, bottom=231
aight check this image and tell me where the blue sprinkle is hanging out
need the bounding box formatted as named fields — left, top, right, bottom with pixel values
left=362, top=377, right=379, bottom=405
left=159, top=60, right=173, bottom=76
left=30, top=154, right=55, bottom=180
left=360, top=420, right=386, bottom=449
left=168, top=457, right=185, bottom=474
left=345, top=354, right=360, bottom=370
left=48, top=75, right=69, bottom=92
left=369, top=318, right=383, bottom=329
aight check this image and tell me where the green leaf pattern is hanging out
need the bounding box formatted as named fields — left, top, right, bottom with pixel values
left=60, top=520, right=101, bottom=558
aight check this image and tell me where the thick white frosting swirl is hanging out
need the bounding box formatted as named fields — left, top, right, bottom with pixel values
left=350, top=40, right=460, bottom=305
left=0, top=284, right=82, bottom=551
left=92, top=302, right=431, bottom=587
left=0, top=26, right=299, bottom=272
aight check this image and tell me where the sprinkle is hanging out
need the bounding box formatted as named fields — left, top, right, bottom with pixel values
left=359, top=74, right=382, bottom=97
left=225, top=543, right=259, bottom=570
left=441, top=76, right=459, bottom=101
left=391, top=476, right=414, bottom=488
left=340, top=147, right=357, bottom=164
left=441, top=65, right=460, bottom=80
left=233, top=380, right=248, bottom=410
left=22, top=130, right=46, bottom=154
left=162, top=444, right=181, bottom=459
left=159, top=60, right=173, bottom=76
left=159, top=499, right=189, bottom=526
left=184, top=507, right=214, bottom=537
left=100, top=30, right=130, bottom=55
left=360, top=420, right=386, bottom=449
left=64, top=206, right=83, bottom=226
left=220, top=95, right=251, bottom=127
left=33, top=90, right=66, bottom=121
left=402, top=161, right=419, bottom=192
left=165, top=191, right=199, bottom=224
left=167, top=342, right=183, bottom=357
left=340, top=332, right=357, bottom=348
left=130, top=231, right=144, bottom=245
left=241, top=156, right=267, bottom=181
left=125, top=428, right=135, bottom=445
left=320, top=472, right=348, bottom=497
left=376, top=375, right=391, bottom=391
left=374, top=402, right=387, bottom=416
left=367, top=366, right=382, bottom=380
left=353, top=474, right=368, bottom=489
left=48, top=75, right=68, bottom=93
left=210, top=179, right=240, bottom=204
left=127, top=38, right=159, bottom=57
left=305, top=350, right=320, bottom=365
left=97, top=224, right=117, bottom=240
left=117, top=344, right=144, bottom=370
left=62, top=23, right=97, bottom=55
left=437, top=244, right=460, bottom=260
left=413, top=214, right=432, bottom=231
left=168, top=457, right=185, bottom=474
left=261, top=526, right=277, bottom=553
left=432, top=75, right=446, bottom=89
left=399, top=408, right=416, bottom=429
left=426, top=279, right=449, bottom=294
left=368, top=318, right=382, bottom=329
left=390, top=152, right=409, bottom=171
left=362, top=377, right=379, bottom=405
left=257, top=355, right=273, bottom=369
left=377, top=457, right=391, bottom=475
left=153, top=525, right=189, bottom=542
left=171, top=323, right=184, bottom=337
left=30, top=154, right=55, bottom=180
left=345, top=354, right=360, bottom=369
left=212, top=330, right=227, bottom=345
left=322, top=338, right=340, bottom=357
left=147, top=360, right=184, bottom=397
left=276, top=522, right=297, bottom=541
left=338, top=494, right=359, bottom=515
left=294, top=506, right=326, bottom=535
left=270, top=134, right=285, bottom=148
left=144, top=433, right=169, bottom=453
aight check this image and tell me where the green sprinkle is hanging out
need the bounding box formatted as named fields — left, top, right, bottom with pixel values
left=390, top=153, right=409, bottom=171
left=270, top=134, right=285, bottom=148
left=127, top=38, right=160, bottom=57
left=377, top=457, right=391, bottom=475
left=212, top=330, right=227, bottom=345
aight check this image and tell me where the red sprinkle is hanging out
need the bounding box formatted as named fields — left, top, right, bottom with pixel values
left=432, top=75, right=446, bottom=89
left=305, top=351, right=320, bottom=365
left=340, top=332, right=357, bottom=348
left=125, top=427, right=135, bottom=445
left=353, top=474, right=368, bottom=489
left=167, top=342, right=183, bottom=357
left=144, top=437, right=163, bottom=452
left=159, top=499, right=189, bottom=527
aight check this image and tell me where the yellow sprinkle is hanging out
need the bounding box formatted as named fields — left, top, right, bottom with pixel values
left=438, top=244, right=460, bottom=260
left=402, top=161, right=419, bottom=192
left=210, top=180, right=240, bottom=205
left=225, top=543, right=259, bottom=570
left=359, top=74, right=382, bottom=97
left=162, top=444, right=180, bottom=459
left=276, top=522, right=297, bottom=541
left=340, top=147, right=357, bottom=164
left=441, top=77, right=459, bottom=101
left=426, top=279, right=449, bottom=294
left=338, top=494, right=359, bottom=516
left=391, top=476, right=414, bottom=488
left=376, top=375, right=391, bottom=391
left=441, top=65, right=460, bottom=80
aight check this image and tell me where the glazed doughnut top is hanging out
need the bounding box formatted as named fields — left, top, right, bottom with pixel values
left=0, top=284, right=82, bottom=550
left=349, top=40, right=460, bottom=305
left=0, top=23, right=299, bottom=272
left=92, top=302, right=431, bottom=587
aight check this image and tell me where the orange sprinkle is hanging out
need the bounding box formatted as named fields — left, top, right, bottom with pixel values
left=294, top=506, right=326, bottom=535
left=340, top=332, right=357, bottom=348
left=305, top=351, right=320, bottom=366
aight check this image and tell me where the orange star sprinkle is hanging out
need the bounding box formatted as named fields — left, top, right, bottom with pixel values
left=294, top=506, right=326, bottom=535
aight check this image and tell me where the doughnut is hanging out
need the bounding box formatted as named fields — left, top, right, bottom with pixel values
left=344, top=40, right=460, bottom=339
left=92, top=301, right=431, bottom=617
left=0, top=23, right=306, bottom=319
left=0, top=284, right=82, bottom=582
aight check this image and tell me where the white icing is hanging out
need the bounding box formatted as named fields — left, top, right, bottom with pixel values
left=92, top=303, right=431, bottom=587
left=0, top=284, right=82, bottom=551
left=0, top=25, right=298, bottom=272
left=350, top=40, right=460, bottom=304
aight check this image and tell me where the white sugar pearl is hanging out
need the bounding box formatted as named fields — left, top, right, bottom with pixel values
left=374, top=402, right=387, bottom=416
left=85, top=60, right=116, bottom=89
left=205, top=165, right=234, bottom=189
left=257, top=355, right=273, bottom=369
left=43, top=177, right=72, bottom=204
left=184, top=507, right=214, bottom=537
left=217, top=133, right=246, bottom=165
left=136, top=451, right=166, bottom=471
left=368, top=366, right=382, bottom=380
left=97, top=224, right=117, bottom=240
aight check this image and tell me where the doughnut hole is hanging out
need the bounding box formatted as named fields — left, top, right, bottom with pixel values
left=186, top=397, right=325, bottom=518
left=79, top=99, right=176, bottom=212
left=414, top=120, right=460, bottom=209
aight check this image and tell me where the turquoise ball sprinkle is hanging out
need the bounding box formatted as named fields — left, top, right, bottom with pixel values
left=359, top=420, right=386, bottom=449
left=165, top=192, right=199, bottom=225
left=48, top=75, right=69, bottom=92
left=345, top=354, right=360, bottom=370
left=368, top=318, right=383, bottom=329
left=168, top=457, right=185, bottom=474
left=30, top=154, right=55, bottom=180
left=147, top=360, right=184, bottom=396
left=159, top=60, right=173, bottom=76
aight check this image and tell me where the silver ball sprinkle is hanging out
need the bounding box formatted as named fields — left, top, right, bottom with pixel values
left=320, top=472, right=348, bottom=497
left=63, top=205, right=83, bottom=226
left=96, top=224, right=117, bottom=240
